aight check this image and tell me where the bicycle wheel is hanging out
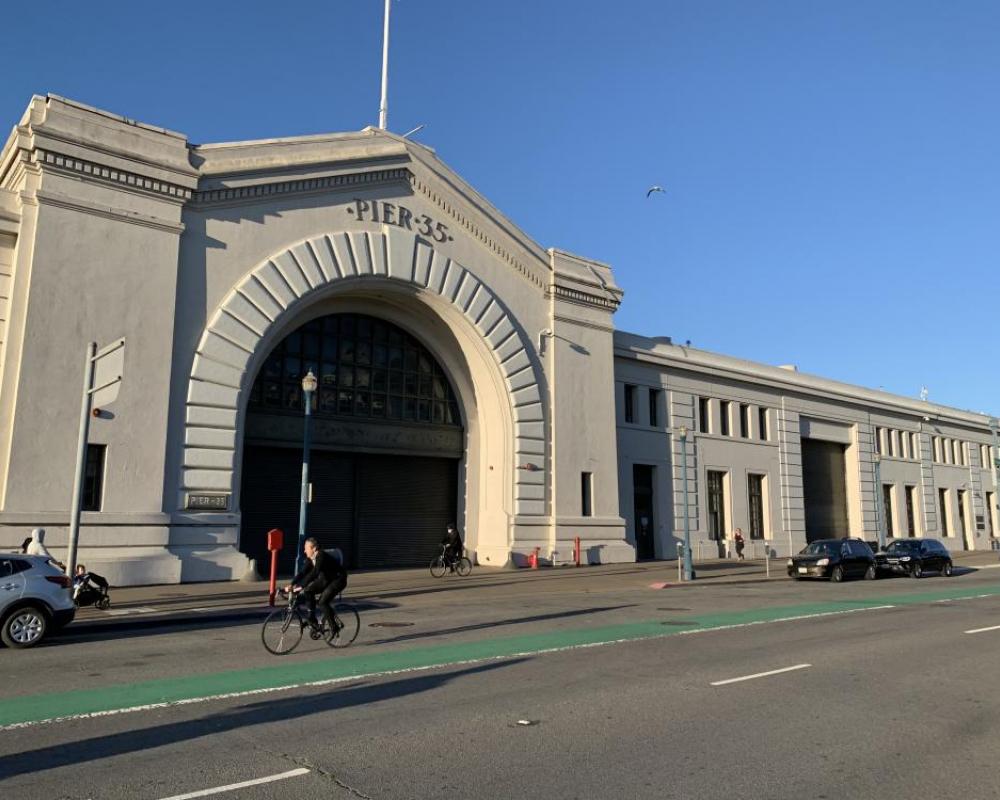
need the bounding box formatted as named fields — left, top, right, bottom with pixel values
left=328, top=602, right=360, bottom=648
left=456, top=557, right=473, bottom=577
left=429, top=556, right=448, bottom=578
left=262, top=607, right=303, bottom=655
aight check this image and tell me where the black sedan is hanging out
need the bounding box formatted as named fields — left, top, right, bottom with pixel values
left=875, top=539, right=953, bottom=578
left=787, top=538, right=877, bottom=582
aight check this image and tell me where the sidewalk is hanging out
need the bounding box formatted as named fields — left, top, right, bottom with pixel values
left=71, top=549, right=1000, bottom=630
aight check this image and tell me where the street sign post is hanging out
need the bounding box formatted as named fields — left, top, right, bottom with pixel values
left=66, top=338, right=124, bottom=576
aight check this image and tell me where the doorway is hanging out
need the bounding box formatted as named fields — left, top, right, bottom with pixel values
left=633, top=464, right=656, bottom=560
left=801, top=438, right=849, bottom=541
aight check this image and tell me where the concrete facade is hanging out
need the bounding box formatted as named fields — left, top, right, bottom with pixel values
left=615, top=334, right=1000, bottom=560
left=0, top=95, right=996, bottom=584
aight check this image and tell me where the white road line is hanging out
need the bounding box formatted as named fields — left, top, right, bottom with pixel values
left=156, top=768, right=310, bottom=799
left=711, top=663, right=812, bottom=686
left=964, top=624, right=1000, bottom=635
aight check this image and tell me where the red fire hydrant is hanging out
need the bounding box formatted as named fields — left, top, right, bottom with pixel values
left=528, top=546, right=541, bottom=569
left=267, top=528, right=284, bottom=606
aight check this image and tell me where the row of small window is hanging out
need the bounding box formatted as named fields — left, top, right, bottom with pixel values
left=698, top=397, right=769, bottom=441
left=873, top=428, right=920, bottom=460
left=622, top=385, right=662, bottom=426
left=880, top=484, right=998, bottom=538
left=930, top=438, right=995, bottom=469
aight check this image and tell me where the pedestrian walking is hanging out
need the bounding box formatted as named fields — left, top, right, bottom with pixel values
left=733, top=528, right=746, bottom=561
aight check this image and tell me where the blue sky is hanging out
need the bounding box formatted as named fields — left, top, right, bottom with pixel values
left=5, top=1, right=998, bottom=416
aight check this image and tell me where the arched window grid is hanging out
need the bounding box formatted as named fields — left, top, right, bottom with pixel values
left=248, top=313, right=461, bottom=426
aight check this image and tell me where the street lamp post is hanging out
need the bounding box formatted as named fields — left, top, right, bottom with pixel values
left=873, top=452, right=886, bottom=550
left=679, top=426, right=695, bottom=581
left=990, top=417, right=999, bottom=540
left=294, top=370, right=318, bottom=576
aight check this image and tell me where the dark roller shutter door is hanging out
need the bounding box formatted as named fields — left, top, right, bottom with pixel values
left=355, top=454, right=458, bottom=568
left=240, top=446, right=307, bottom=574
left=240, top=446, right=355, bottom=574
left=801, top=439, right=849, bottom=542
left=307, top=451, right=356, bottom=567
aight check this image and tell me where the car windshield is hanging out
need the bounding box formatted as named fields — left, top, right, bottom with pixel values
left=890, top=542, right=917, bottom=552
left=801, top=542, right=837, bottom=555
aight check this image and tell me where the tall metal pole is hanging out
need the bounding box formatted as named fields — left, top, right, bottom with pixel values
left=294, top=371, right=317, bottom=576
left=680, top=427, right=694, bottom=581
left=66, top=342, right=97, bottom=577
left=990, top=417, right=999, bottom=539
left=378, top=0, right=391, bottom=129
left=873, top=453, right=886, bottom=549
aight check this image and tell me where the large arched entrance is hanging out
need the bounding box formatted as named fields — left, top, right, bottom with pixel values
left=239, top=312, right=464, bottom=572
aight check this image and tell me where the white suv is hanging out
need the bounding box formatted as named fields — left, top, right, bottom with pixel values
left=0, top=555, right=76, bottom=648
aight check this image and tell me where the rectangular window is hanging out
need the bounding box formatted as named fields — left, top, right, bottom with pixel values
left=888, top=431, right=896, bottom=458
left=82, top=444, right=106, bottom=512
left=739, top=403, right=749, bottom=438
left=957, top=489, right=968, bottom=537
left=699, top=397, right=710, bottom=434
left=874, top=427, right=882, bottom=455
left=905, top=485, right=916, bottom=537
left=882, top=484, right=894, bottom=538
left=720, top=401, right=731, bottom=436
left=911, top=432, right=918, bottom=460
left=648, top=389, right=659, bottom=428
left=624, top=384, right=635, bottom=424
left=707, top=470, right=727, bottom=540
left=748, top=474, right=765, bottom=540
left=932, top=436, right=940, bottom=463
left=758, top=407, right=768, bottom=441
left=581, top=472, right=593, bottom=517
left=939, top=489, right=949, bottom=536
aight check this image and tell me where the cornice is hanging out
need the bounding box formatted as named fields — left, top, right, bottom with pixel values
left=614, top=337, right=996, bottom=432
left=548, top=283, right=622, bottom=311
left=188, top=166, right=412, bottom=208
left=409, top=173, right=547, bottom=290
left=35, top=149, right=192, bottom=202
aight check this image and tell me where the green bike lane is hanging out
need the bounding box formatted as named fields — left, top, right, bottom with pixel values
left=3, top=580, right=999, bottom=730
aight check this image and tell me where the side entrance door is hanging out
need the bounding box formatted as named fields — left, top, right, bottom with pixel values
left=633, top=464, right=656, bottom=560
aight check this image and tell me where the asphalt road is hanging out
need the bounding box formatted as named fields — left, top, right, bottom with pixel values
left=2, top=567, right=1000, bottom=799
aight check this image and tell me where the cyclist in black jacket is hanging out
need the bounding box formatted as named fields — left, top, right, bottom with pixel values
left=286, top=538, right=348, bottom=639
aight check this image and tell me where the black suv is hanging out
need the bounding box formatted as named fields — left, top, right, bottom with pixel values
left=875, top=539, right=953, bottom=579
left=787, top=538, right=877, bottom=582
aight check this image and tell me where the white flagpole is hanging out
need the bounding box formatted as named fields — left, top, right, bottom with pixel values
left=378, top=0, right=391, bottom=129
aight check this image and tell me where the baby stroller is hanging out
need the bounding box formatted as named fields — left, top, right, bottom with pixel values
left=73, top=571, right=111, bottom=610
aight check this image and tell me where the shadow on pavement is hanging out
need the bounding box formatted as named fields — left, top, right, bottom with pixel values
left=365, top=604, right=637, bottom=646
left=0, top=659, right=528, bottom=781
left=54, top=600, right=399, bottom=646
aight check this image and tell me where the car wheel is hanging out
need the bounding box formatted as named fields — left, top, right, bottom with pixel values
left=1, top=606, right=48, bottom=649
left=864, top=564, right=877, bottom=580
left=941, top=561, right=953, bottom=577
left=910, top=563, right=923, bottom=579
left=831, top=565, right=844, bottom=583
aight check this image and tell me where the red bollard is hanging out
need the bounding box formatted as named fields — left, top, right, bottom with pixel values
left=266, top=528, right=284, bottom=606
left=574, top=536, right=581, bottom=567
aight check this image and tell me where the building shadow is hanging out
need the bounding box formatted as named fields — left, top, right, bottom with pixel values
left=365, top=604, right=636, bottom=646
left=0, top=659, right=526, bottom=781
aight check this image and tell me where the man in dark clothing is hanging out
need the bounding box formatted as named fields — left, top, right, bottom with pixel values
left=442, top=523, right=463, bottom=570
left=286, top=538, right=348, bottom=638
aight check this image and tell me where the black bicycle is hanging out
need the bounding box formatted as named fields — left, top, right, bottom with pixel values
left=429, top=544, right=472, bottom=578
left=261, top=589, right=360, bottom=655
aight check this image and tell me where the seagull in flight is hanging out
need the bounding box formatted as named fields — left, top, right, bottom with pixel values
left=646, top=185, right=665, bottom=198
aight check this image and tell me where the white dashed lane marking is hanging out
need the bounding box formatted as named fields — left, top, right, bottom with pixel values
left=156, top=767, right=310, bottom=799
